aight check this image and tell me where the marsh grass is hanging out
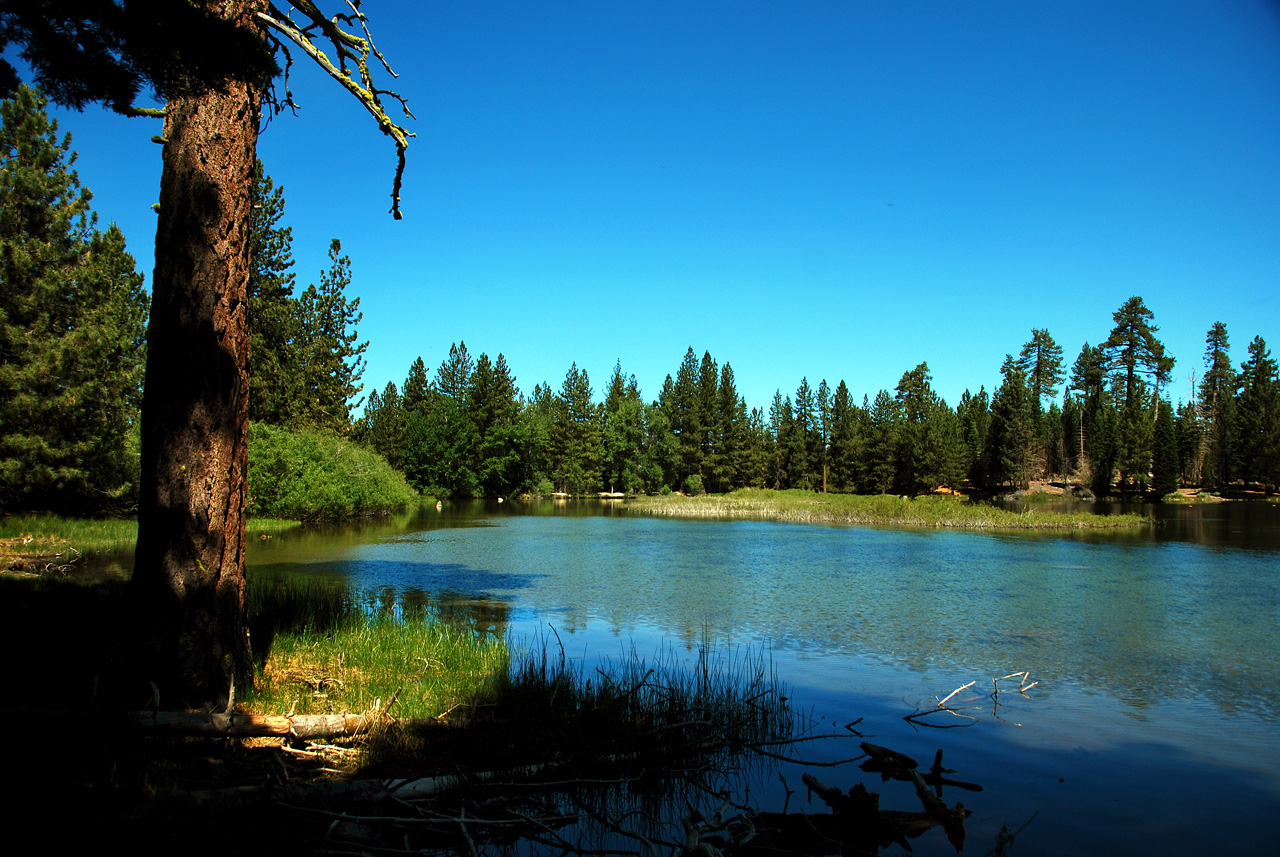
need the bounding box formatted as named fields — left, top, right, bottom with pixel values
left=628, top=487, right=1148, bottom=530
left=245, top=578, right=505, bottom=720
left=0, top=514, right=299, bottom=567
left=361, top=629, right=793, bottom=780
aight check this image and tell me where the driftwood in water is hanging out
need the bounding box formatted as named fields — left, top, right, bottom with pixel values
left=728, top=748, right=975, bottom=856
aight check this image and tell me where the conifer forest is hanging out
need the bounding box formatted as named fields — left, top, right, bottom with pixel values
left=2, top=85, right=1277, bottom=516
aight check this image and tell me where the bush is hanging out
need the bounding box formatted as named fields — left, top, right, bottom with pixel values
left=683, top=474, right=705, bottom=496
left=247, top=422, right=418, bottom=520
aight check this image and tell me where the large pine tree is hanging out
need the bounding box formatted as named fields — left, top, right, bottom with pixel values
left=294, top=239, right=367, bottom=435
left=0, top=85, right=148, bottom=512
left=246, top=159, right=297, bottom=425
left=1199, top=322, right=1235, bottom=491
left=1234, top=336, right=1280, bottom=493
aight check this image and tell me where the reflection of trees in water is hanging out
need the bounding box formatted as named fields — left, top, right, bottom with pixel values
left=359, top=585, right=511, bottom=639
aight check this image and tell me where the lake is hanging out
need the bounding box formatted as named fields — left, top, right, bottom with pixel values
left=244, top=498, right=1280, bottom=856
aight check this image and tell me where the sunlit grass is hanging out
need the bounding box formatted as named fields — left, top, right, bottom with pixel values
left=627, top=487, right=1148, bottom=530
left=244, top=579, right=505, bottom=720
left=0, top=514, right=300, bottom=563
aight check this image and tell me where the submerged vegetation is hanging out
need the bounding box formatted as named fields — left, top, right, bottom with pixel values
left=627, top=487, right=1149, bottom=530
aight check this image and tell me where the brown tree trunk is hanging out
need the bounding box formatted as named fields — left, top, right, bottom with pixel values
left=130, top=0, right=265, bottom=706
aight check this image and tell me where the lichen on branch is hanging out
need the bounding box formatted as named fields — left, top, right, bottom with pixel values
left=257, top=1, right=415, bottom=218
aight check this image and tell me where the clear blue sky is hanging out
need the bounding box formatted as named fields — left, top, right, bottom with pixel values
left=40, top=0, right=1280, bottom=414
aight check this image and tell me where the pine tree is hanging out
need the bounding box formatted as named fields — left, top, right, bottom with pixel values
left=666, top=347, right=702, bottom=485
left=1151, top=399, right=1179, bottom=497
left=1068, top=342, right=1112, bottom=487
left=552, top=363, right=600, bottom=494
left=1174, top=399, right=1202, bottom=486
left=2, top=2, right=412, bottom=701
left=469, top=353, right=523, bottom=497
left=1017, top=328, right=1065, bottom=413
left=767, top=391, right=790, bottom=490
left=792, top=379, right=818, bottom=490
left=355, top=381, right=406, bottom=470
left=1234, top=336, right=1280, bottom=492
left=696, top=351, right=718, bottom=482
left=817, top=379, right=832, bottom=492
left=957, top=387, right=991, bottom=487
left=246, top=159, right=297, bottom=424
left=712, top=362, right=743, bottom=491
left=402, top=356, right=432, bottom=414
left=864, top=390, right=899, bottom=494
left=893, top=363, right=938, bottom=494
left=1199, top=322, right=1235, bottom=491
left=827, top=380, right=859, bottom=492
left=0, top=85, right=148, bottom=511
left=293, top=240, right=367, bottom=435
left=1102, top=297, right=1173, bottom=487
left=988, top=356, right=1036, bottom=490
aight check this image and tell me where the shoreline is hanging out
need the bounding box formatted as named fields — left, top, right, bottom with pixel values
left=624, top=488, right=1149, bottom=530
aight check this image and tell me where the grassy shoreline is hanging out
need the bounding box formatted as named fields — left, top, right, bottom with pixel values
left=625, top=487, right=1149, bottom=530
left=0, top=513, right=300, bottom=569
left=245, top=580, right=505, bottom=719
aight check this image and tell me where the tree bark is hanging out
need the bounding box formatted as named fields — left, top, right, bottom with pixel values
left=129, top=0, right=266, bottom=706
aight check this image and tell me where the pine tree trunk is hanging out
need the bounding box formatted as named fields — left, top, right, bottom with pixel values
left=130, top=0, right=264, bottom=705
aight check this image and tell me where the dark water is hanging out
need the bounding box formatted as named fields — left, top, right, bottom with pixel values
left=243, top=499, right=1280, bottom=856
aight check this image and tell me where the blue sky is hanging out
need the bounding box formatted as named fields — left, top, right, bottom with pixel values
left=39, top=0, right=1280, bottom=413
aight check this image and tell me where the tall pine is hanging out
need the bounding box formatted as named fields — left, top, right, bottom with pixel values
left=0, top=85, right=149, bottom=511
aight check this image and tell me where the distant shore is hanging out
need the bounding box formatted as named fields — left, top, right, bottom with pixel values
left=625, top=488, right=1149, bottom=530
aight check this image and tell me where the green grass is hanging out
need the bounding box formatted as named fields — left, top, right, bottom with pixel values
left=244, top=579, right=505, bottom=719
left=0, top=513, right=138, bottom=553
left=0, top=513, right=300, bottom=568
left=627, top=487, right=1148, bottom=530
left=360, top=631, right=794, bottom=779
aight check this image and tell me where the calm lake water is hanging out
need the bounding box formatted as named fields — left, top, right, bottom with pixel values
left=242, top=499, right=1280, bottom=856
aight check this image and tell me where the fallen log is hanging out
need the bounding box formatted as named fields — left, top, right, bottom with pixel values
left=128, top=710, right=390, bottom=739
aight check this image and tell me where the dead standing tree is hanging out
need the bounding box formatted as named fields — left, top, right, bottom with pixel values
left=0, top=0, right=412, bottom=705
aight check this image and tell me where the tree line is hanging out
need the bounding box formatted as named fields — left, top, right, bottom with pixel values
left=350, top=297, right=1279, bottom=498
left=6, top=79, right=1277, bottom=515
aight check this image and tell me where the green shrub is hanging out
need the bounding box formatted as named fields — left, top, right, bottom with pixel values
left=683, top=474, right=705, bottom=496
left=247, top=422, right=417, bottom=520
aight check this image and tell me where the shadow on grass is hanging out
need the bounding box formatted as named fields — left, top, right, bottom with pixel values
left=1, top=573, right=973, bottom=856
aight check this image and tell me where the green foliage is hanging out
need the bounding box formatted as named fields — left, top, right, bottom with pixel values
left=293, top=239, right=367, bottom=435
left=245, top=162, right=371, bottom=437
left=1103, top=297, right=1172, bottom=487
left=1018, top=327, right=1066, bottom=412
left=0, top=3, right=279, bottom=114
left=246, top=159, right=297, bottom=425
left=0, top=85, right=148, bottom=512
left=246, top=579, right=505, bottom=720
left=1234, top=336, right=1280, bottom=492
left=470, top=352, right=524, bottom=496
left=246, top=421, right=416, bottom=520
left=1151, top=399, right=1179, bottom=497
left=683, top=473, right=705, bottom=495
left=988, top=356, right=1037, bottom=490
left=1200, top=322, right=1235, bottom=490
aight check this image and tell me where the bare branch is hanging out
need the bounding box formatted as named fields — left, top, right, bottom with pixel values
left=257, top=2, right=415, bottom=218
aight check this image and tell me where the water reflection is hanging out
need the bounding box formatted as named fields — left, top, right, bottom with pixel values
left=238, top=500, right=1280, bottom=726
left=170, top=499, right=1280, bottom=854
